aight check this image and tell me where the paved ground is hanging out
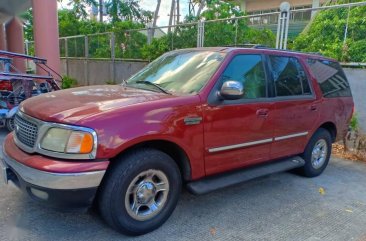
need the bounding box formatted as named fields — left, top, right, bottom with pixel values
left=1, top=129, right=366, bottom=241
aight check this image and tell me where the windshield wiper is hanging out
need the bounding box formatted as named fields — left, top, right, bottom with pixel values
left=135, top=81, right=171, bottom=95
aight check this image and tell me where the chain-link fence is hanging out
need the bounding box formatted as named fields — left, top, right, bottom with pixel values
left=287, top=1, right=366, bottom=62
left=24, top=1, right=366, bottom=63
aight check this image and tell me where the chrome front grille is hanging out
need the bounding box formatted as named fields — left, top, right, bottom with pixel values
left=14, top=114, right=38, bottom=148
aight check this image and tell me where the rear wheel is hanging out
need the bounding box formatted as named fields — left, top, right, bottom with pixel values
left=298, top=128, right=332, bottom=177
left=98, top=148, right=182, bottom=236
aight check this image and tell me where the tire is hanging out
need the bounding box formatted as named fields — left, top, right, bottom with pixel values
left=98, top=148, right=182, bottom=236
left=298, top=128, right=332, bottom=177
left=6, top=117, right=14, bottom=132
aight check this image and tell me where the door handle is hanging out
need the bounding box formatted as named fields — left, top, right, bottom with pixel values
left=310, top=104, right=317, bottom=111
left=256, top=108, right=269, bottom=118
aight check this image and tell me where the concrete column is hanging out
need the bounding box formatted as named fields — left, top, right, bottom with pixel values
left=6, top=17, right=26, bottom=72
left=32, top=0, right=61, bottom=75
left=240, top=0, right=247, bottom=13
left=312, top=0, right=320, bottom=17
left=0, top=24, right=6, bottom=50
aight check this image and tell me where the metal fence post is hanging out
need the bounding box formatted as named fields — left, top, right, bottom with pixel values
left=147, top=22, right=153, bottom=45
left=110, top=32, right=116, bottom=83
left=84, top=35, right=89, bottom=58
left=235, top=19, right=238, bottom=46
left=65, top=38, right=69, bottom=76
left=84, top=35, right=89, bottom=85
left=25, top=40, right=29, bottom=55
left=110, top=33, right=115, bottom=60
left=197, top=21, right=205, bottom=47
left=24, top=40, right=29, bottom=70
left=276, top=2, right=291, bottom=50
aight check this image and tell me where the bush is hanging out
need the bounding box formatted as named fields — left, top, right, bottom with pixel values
left=350, top=113, right=359, bottom=131
left=61, top=76, right=78, bottom=89
left=348, top=40, right=366, bottom=63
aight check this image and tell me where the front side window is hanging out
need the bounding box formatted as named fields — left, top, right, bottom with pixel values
left=127, top=50, right=225, bottom=95
left=220, top=54, right=267, bottom=99
left=307, top=59, right=351, bottom=98
left=269, top=56, right=311, bottom=97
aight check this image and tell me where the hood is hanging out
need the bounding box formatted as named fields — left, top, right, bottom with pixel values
left=20, top=85, right=172, bottom=123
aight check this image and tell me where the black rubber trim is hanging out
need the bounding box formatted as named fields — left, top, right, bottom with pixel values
left=186, top=156, right=305, bottom=195
left=6, top=166, right=98, bottom=212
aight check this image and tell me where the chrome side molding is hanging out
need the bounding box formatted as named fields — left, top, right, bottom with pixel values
left=274, top=132, right=308, bottom=141
left=208, top=131, right=309, bottom=153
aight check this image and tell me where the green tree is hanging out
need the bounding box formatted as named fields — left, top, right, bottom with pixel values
left=293, top=0, right=366, bottom=62
left=20, top=9, right=34, bottom=41
left=106, top=0, right=143, bottom=23
left=142, top=0, right=275, bottom=60
left=64, top=0, right=98, bottom=19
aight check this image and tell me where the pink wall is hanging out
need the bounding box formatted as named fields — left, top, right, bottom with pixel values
left=32, top=0, right=61, bottom=76
left=6, top=18, right=26, bottom=72
left=0, top=24, right=6, bottom=50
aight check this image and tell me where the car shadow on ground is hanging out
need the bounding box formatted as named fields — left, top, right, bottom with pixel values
left=2, top=158, right=366, bottom=241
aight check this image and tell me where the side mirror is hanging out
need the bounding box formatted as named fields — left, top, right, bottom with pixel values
left=219, top=80, right=244, bottom=100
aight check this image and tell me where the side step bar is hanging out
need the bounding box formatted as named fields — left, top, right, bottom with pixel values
left=186, top=156, right=305, bottom=195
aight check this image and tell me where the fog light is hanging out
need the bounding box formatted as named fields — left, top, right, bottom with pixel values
left=30, top=188, right=49, bottom=200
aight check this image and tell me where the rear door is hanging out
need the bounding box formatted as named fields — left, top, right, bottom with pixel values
left=267, top=55, right=320, bottom=159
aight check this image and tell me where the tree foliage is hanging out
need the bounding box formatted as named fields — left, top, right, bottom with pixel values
left=293, top=0, right=366, bottom=62
left=142, top=0, right=275, bottom=60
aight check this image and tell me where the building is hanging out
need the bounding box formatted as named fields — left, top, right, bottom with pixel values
left=227, top=0, right=327, bottom=38
left=228, top=0, right=327, bottom=24
left=231, top=0, right=325, bottom=13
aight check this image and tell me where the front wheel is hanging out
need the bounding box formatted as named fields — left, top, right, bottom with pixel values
left=98, top=148, right=182, bottom=236
left=298, top=128, right=332, bottom=177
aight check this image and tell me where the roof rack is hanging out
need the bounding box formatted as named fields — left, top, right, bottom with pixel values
left=222, top=44, right=324, bottom=56
left=252, top=46, right=324, bottom=56
left=223, top=44, right=268, bottom=48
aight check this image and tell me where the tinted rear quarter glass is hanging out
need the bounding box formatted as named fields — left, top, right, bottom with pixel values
left=307, top=59, right=352, bottom=98
left=269, top=55, right=311, bottom=97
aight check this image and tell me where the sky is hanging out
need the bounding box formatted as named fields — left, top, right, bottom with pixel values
left=58, top=0, right=190, bottom=27
left=140, top=0, right=189, bottom=26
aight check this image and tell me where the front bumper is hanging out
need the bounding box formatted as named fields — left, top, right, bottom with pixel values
left=1, top=133, right=109, bottom=210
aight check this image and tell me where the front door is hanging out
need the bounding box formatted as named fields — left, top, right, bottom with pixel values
left=203, top=54, right=274, bottom=176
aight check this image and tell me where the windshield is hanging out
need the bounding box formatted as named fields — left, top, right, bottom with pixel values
left=126, top=50, right=225, bottom=94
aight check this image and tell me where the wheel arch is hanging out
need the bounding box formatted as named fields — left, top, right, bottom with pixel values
left=318, top=122, right=337, bottom=143
left=111, top=139, right=192, bottom=182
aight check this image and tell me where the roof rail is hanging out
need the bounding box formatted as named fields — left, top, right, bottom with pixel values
left=253, top=46, right=324, bottom=56
left=223, top=44, right=268, bottom=48
left=223, top=44, right=324, bottom=56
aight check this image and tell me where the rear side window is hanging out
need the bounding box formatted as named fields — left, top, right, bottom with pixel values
left=307, top=59, right=351, bottom=98
left=269, top=56, right=311, bottom=97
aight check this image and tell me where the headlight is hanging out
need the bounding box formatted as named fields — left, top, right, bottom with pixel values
left=41, top=128, right=94, bottom=154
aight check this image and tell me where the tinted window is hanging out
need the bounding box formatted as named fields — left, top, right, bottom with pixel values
left=220, top=55, right=266, bottom=99
left=307, top=59, right=352, bottom=97
left=269, top=56, right=311, bottom=97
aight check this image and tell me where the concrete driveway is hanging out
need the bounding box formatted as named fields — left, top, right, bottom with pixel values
left=1, top=129, right=366, bottom=241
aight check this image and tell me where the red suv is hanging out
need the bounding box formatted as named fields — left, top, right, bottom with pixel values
left=1, top=47, right=354, bottom=235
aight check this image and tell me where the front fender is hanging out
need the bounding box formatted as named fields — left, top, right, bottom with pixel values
left=78, top=95, right=206, bottom=180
